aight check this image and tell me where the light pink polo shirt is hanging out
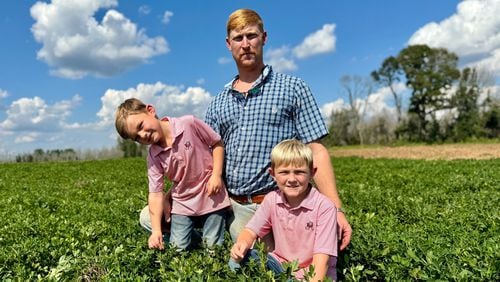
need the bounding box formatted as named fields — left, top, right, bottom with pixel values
left=246, top=188, right=338, bottom=280
left=147, top=115, right=230, bottom=216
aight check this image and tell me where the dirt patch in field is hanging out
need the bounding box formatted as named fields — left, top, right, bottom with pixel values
left=329, top=143, right=500, bottom=160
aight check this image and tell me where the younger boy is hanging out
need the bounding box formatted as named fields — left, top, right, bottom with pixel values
left=230, top=139, right=338, bottom=281
left=115, top=98, right=230, bottom=251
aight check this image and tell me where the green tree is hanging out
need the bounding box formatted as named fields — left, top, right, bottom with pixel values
left=327, top=108, right=355, bottom=146
left=449, top=67, right=482, bottom=141
left=481, top=95, right=500, bottom=138
left=118, top=138, right=146, bottom=158
left=371, top=56, right=404, bottom=125
left=397, top=45, right=460, bottom=142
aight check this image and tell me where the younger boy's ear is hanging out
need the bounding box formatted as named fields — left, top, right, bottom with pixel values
left=268, top=167, right=275, bottom=178
left=311, top=166, right=318, bottom=178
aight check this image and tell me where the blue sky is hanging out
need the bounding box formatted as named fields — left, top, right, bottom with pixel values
left=1, top=0, right=499, bottom=157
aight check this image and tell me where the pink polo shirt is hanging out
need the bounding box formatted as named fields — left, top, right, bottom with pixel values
left=147, top=115, right=230, bottom=216
left=246, top=188, right=338, bottom=280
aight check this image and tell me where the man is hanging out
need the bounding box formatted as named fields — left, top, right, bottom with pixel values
left=205, top=8, right=351, bottom=251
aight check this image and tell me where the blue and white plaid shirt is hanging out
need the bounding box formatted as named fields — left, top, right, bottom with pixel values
left=205, top=65, right=328, bottom=196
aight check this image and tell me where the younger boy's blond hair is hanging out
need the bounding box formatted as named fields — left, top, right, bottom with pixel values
left=115, top=98, right=148, bottom=140
left=270, top=139, right=314, bottom=171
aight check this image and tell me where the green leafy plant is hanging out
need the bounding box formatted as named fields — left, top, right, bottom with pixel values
left=0, top=157, right=498, bottom=280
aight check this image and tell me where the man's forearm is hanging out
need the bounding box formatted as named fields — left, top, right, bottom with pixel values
left=308, top=141, right=342, bottom=208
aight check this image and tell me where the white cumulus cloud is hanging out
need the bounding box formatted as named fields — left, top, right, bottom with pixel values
left=293, top=24, right=336, bottom=59
left=408, top=0, right=500, bottom=76
left=162, top=10, right=174, bottom=25
left=0, top=89, right=8, bottom=99
left=321, top=83, right=408, bottom=125
left=97, top=82, right=213, bottom=128
left=263, top=23, right=337, bottom=72
left=30, top=0, right=168, bottom=79
left=265, top=46, right=297, bottom=73
left=0, top=95, right=82, bottom=133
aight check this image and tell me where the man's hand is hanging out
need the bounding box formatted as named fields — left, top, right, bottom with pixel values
left=148, top=231, right=164, bottom=250
left=337, top=212, right=352, bottom=251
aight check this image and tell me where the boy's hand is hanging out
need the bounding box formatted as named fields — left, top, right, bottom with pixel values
left=230, top=241, right=250, bottom=262
left=206, top=175, right=223, bottom=196
left=148, top=231, right=164, bottom=250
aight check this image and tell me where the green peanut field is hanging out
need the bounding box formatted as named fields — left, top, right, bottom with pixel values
left=0, top=156, right=498, bottom=281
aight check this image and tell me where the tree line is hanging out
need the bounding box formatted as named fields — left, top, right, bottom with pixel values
left=9, top=44, right=499, bottom=163
left=324, top=44, right=499, bottom=146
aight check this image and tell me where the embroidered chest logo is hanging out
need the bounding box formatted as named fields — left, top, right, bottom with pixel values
left=305, top=221, right=314, bottom=231
left=184, top=141, right=192, bottom=150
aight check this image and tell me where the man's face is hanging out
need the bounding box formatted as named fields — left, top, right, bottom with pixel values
left=226, top=24, right=266, bottom=69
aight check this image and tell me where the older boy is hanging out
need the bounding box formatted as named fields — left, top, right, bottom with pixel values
left=230, top=139, right=338, bottom=281
left=115, top=98, right=230, bottom=251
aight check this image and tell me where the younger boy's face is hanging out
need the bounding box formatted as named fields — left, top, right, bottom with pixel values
left=269, top=163, right=316, bottom=205
left=125, top=106, right=163, bottom=146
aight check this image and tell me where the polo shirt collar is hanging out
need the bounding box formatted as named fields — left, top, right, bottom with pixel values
left=277, top=185, right=315, bottom=210
left=149, top=116, right=185, bottom=157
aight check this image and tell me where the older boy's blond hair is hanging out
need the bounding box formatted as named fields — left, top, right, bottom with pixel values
left=115, top=98, right=148, bottom=140
left=270, top=139, right=314, bottom=170
left=226, top=8, right=264, bottom=36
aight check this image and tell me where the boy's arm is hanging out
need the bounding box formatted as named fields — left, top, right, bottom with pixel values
left=230, top=228, right=257, bottom=262
left=207, top=141, right=224, bottom=196
left=307, top=141, right=352, bottom=251
left=148, top=191, right=165, bottom=250
left=310, top=253, right=330, bottom=282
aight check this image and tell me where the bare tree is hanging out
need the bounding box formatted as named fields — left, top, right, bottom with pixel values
left=340, top=75, right=373, bottom=145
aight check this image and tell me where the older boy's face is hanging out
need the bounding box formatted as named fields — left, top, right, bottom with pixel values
left=125, top=109, right=163, bottom=146
left=270, top=163, right=314, bottom=204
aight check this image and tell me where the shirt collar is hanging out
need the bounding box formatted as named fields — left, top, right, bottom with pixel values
left=276, top=184, right=315, bottom=210
left=225, top=65, right=273, bottom=93
left=149, top=116, right=184, bottom=157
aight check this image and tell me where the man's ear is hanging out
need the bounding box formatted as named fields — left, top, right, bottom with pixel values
left=225, top=37, right=231, bottom=50
left=262, top=31, right=267, bottom=45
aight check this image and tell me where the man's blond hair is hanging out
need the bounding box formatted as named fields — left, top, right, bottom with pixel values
left=270, top=139, right=314, bottom=170
left=115, top=98, right=148, bottom=140
left=226, top=8, right=264, bottom=36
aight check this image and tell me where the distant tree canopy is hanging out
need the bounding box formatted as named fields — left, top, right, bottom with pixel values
left=117, top=138, right=147, bottom=158
left=327, top=44, right=499, bottom=146
left=15, top=148, right=79, bottom=162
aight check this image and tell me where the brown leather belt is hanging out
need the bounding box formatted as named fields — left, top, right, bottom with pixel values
left=230, top=194, right=266, bottom=204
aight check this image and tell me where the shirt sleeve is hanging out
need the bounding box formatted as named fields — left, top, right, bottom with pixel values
left=191, top=116, right=221, bottom=147
left=313, top=197, right=338, bottom=257
left=293, top=79, right=329, bottom=143
left=204, top=99, right=219, bottom=135
left=245, top=193, right=274, bottom=238
left=147, top=150, right=165, bottom=193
